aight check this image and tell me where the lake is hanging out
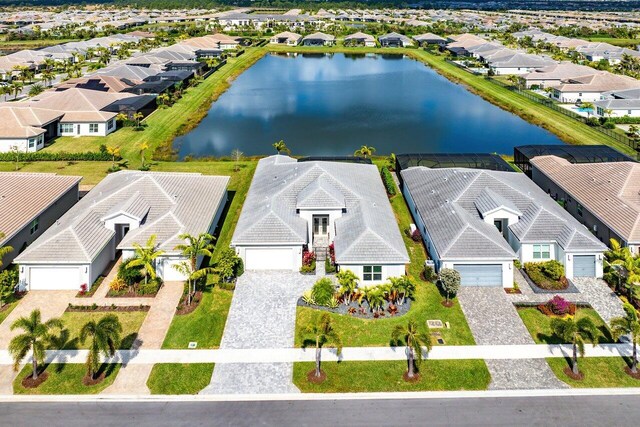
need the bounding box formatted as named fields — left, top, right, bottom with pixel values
left=174, top=53, right=563, bottom=158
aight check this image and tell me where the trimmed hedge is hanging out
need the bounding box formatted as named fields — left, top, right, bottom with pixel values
left=0, top=151, right=114, bottom=162
left=607, top=116, right=640, bottom=124
left=381, top=167, right=396, bottom=196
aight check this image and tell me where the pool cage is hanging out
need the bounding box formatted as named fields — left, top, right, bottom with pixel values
left=298, top=156, right=373, bottom=165
left=514, top=145, right=636, bottom=177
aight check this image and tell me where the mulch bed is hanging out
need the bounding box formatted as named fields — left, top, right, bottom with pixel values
left=83, top=372, right=106, bottom=386
left=66, top=305, right=150, bottom=313
left=106, top=290, right=158, bottom=298
left=624, top=366, right=640, bottom=380
left=441, top=300, right=454, bottom=308
left=298, top=298, right=412, bottom=319
left=504, top=288, right=522, bottom=294
left=306, top=369, right=327, bottom=384
left=403, top=372, right=421, bottom=383
left=563, top=367, right=584, bottom=381
left=21, top=372, right=48, bottom=388
left=175, top=291, right=203, bottom=315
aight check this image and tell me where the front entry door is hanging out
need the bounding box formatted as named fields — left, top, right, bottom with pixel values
left=313, top=215, right=329, bottom=237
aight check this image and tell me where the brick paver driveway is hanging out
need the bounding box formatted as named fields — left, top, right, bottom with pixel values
left=202, top=271, right=317, bottom=394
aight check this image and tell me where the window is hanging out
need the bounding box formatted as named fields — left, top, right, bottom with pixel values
left=107, top=119, right=114, bottom=130
left=60, top=123, right=74, bottom=133
left=363, top=265, right=382, bottom=281
left=89, top=123, right=99, bottom=133
left=28, top=139, right=35, bottom=148
left=30, top=218, right=39, bottom=235
left=577, top=203, right=583, bottom=217
left=533, top=244, right=551, bottom=259
left=494, top=219, right=503, bottom=233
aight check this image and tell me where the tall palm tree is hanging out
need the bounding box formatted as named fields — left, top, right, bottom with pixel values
left=80, top=315, right=122, bottom=380
left=174, top=233, right=216, bottom=305
left=300, top=313, right=342, bottom=379
left=551, top=317, right=598, bottom=376
left=354, top=145, right=376, bottom=159
left=28, top=84, right=44, bottom=97
left=40, top=69, right=55, bottom=87
left=10, top=82, right=23, bottom=100
left=139, top=142, right=149, bottom=168
left=611, top=303, right=640, bottom=374
left=581, top=102, right=595, bottom=119
left=8, top=309, right=63, bottom=380
left=391, top=320, right=432, bottom=380
left=0, top=232, right=14, bottom=268
left=106, top=146, right=120, bottom=169
left=272, top=139, right=290, bottom=155
left=128, top=235, right=165, bottom=286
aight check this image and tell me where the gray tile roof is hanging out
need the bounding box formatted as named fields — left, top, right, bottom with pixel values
left=401, top=167, right=605, bottom=261
left=232, top=155, right=409, bottom=264
left=15, top=171, right=229, bottom=264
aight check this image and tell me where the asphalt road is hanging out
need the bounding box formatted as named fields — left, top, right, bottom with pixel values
left=2, top=395, right=640, bottom=426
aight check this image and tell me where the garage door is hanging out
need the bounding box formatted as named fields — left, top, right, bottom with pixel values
left=573, top=255, right=596, bottom=277
left=29, top=267, right=81, bottom=290
left=454, top=264, right=502, bottom=287
left=245, top=248, right=294, bottom=270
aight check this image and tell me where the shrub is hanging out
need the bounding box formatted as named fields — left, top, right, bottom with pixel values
left=118, top=259, right=144, bottom=286
left=139, top=279, right=161, bottom=295
left=311, top=277, right=335, bottom=306
left=302, top=250, right=316, bottom=266
left=301, top=289, right=315, bottom=305
left=585, top=117, right=600, bottom=127
left=438, top=268, right=460, bottom=302
left=602, top=121, right=616, bottom=129
left=541, top=260, right=564, bottom=281
left=300, top=262, right=316, bottom=274
left=325, top=257, right=336, bottom=274
left=524, top=261, right=567, bottom=290
left=215, top=247, right=243, bottom=282
left=540, top=295, right=575, bottom=316
left=411, top=229, right=421, bottom=242
left=514, top=259, right=522, bottom=269
left=422, top=265, right=437, bottom=282
left=380, top=167, right=396, bottom=196
left=0, top=151, right=115, bottom=162
left=109, top=278, right=127, bottom=292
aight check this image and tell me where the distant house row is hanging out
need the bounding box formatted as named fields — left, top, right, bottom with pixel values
left=268, top=31, right=446, bottom=48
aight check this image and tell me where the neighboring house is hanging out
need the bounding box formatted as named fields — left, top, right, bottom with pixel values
left=531, top=156, right=640, bottom=254
left=412, top=33, right=447, bottom=46
left=301, top=32, right=335, bottom=46
left=523, top=62, right=600, bottom=89
left=231, top=156, right=409, bottom=283
left=270, top=31, right=302, bottom=46
left=596, top=87, right=640, bottom=118
left=206, top=33, right=242, bottom=50
left=54, top=75, right=140, bottom=93
left=15, top=171, right=230, bottom=291
left=0, top=105, right=64, bottom=152
left=0, top=173, right=80, bottom=269
left=378, top=32, right=413, bottom=48
left=487, top=53, right=556, bottom=76
left=401, top=166, right=606, bottom=287
left=553, top=72, right=640, bottom=103
left=343, top=31, right=376, bottom=47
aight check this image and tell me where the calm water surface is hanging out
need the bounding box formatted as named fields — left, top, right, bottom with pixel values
left=174, top=53, right=563, bottom=158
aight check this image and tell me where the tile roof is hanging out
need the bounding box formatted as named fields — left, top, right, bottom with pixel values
left=401, top=166, right=605, bottom=261
left=232, top=156, right=409, bottom=265
left=15, top=171, right=229, bottom=264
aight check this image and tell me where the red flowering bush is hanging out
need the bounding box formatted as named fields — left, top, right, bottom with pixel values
left=79, top=283, right=88, bottom=295
left=539, top=295, right=575, bottom=316
left=302, top=250, right=316, bottom=266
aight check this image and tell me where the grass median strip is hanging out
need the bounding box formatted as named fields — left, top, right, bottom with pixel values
left=147, top=363, right=215, bottom=394
left=13, top=364, right=120, bottom=395
left=548, top=357, right=640, bottom=388
left=517, top=306, right=613, bottom=344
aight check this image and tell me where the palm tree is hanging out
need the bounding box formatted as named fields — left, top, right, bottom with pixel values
left=391, top=320, right=432, bottom=380
left=128, top=235, right=165, bottom=287
left=581, top=102, right=595, bottom=119
left=0, top=85, right=9, bottom=102
left=272, top=139, right=290, bottom=155
left=133, top=112, right=144, bottom=129
left=40, top=70, right=55, bottom=87
left=611, top=303, right=640, bottom=374
left=174, top=233, right=215, bottom=305
left=106, top=146, right=120, bottom=170
left=139, top=142, right=149, bottom=168
left=8, top=309, right=63, bottom=380
left=28, top=84, right=44, bottom=97
left=10, top=82, right=23, bottom=100
left=0, top=232, right=14, bottom=268
left=551, top=317, right=598, bottom=376
left=79, top=315, right=122, bottom=380
left=300, top=313, right=342, bottom=379
left=354, top=145, right=376, bottom=159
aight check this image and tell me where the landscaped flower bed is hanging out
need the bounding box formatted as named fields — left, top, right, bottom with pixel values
left=76, top=276, right=104, bottom=298
left=300, top=250, right=316, bottom=274
left=537, top=295, right=576, bottom=317
left=524, top=260, right=569, bottom=290
left=66, top=303, right=150, bottom=313
left=107, top=258, right=162, bottom=297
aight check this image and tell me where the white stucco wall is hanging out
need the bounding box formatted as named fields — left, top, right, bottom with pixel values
left=520, top=242, right=557, bottom=263
left=441, top=260, right=514, bottom=288
left=0, top=134, right=45, bottom=153
left=596, top=107, right=640, bottom=118
left=59, top=119, right=116, bottom=137
left=553, top=90, right=601, bottom=103
left=491, top=66, right=531, bottom=75
left=298, top=208, right=342, bottom=243
left=234, top=244, right=303, bottom=271
left=339, top=263, right=406, bottom=286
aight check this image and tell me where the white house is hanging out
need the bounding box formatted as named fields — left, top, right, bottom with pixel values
left=15, top=171, right=229, bottom=291
left=344, top=32, right=376, bottom=47
left=401, top=166, right=606, bottom=287
left=270, top=31, right=302, bottom=46
left=0, top=105, right=63, bottom=152
left=552, top=72, right=640, bottom=103
left=231, top=156, right=409, bottom=284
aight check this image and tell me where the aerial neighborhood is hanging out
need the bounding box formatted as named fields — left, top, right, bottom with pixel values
left=2, top=4, right=640, bottom=409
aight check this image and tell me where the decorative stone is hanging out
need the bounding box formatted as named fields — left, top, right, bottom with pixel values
left=427, top=319, right=444, bottom=329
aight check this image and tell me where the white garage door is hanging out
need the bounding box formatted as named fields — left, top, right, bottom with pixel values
left=454, top=264, right=503, bottom=287
left=29, top=267, right=81, bottom=290
left=574, top=255, right=596, bottom=277
left=245, top=248, right=294, bottom=270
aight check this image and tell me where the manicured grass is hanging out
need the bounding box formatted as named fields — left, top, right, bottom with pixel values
left=162, top=287, right=233, bottom=349
left=293, top=360, right=490, bottom=392
left=13, top=363, right=120, bottom=394
left=58, top=311, right=147, bottom=350
left=295, top=173, right=475, bottom=347
left=587, top=37, right=639, bottom=47
left=147, top=363, right=215, bottom=394
left=548, top=357, right=640, bottom=388
left=0, top=298, right=20, bottom=326
left=517, top=306, right=613, bottom=344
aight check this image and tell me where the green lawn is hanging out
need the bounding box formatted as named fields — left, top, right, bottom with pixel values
left=293, top=360, right=490, bottom=392
left=58, top=311, right=148, bottom=350
left=147, top=363, right=215, bottom=394
left=295, top=173, right=475, bottom=347
left=517, top=306, right=613, bottom=344
left=13, top=363, right=120, bottom=394
left=587, top=37, right=639, bottom=47
left=548, top=357, right=640, bottom=388
left=162, top=287, right=233, bottom=349
left=0, top=298, right=20, bottom=326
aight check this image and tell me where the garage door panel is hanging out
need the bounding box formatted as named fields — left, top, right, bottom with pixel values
left=245, top=248, right=294, bottom=270
left=29, top=267, right=81, bottom=290
left=574, top=255, right=595, bottom=277
left=454, top=264, right=502, bottom=287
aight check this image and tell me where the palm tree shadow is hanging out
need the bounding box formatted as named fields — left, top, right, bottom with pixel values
left=121, top=333, right=139, bottom=350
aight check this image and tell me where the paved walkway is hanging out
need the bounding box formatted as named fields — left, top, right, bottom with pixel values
left=102, top=281, right=183, bottom=395
left=457, top=287, right=567, bottom=389
left=202, top=271, right=317, bottom=394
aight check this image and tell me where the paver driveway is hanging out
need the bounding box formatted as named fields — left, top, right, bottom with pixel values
left=202, top=271, right=317, bottom=394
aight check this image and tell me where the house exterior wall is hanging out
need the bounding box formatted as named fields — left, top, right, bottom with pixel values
left=552, top=89, right=601, bottom=103
left=492, top=66, right=531, bottom=75
left=19, top=263, right=89, bottom=291
left=402, top=181, right=440, bottom=266
left=0, top=134, right=45, bottom=153
left=595, top=106, right=640, bottom=118
left=59, top=119, right=116, bottom=137
left=559, top=247, right=604, bottom=279
left=234, top=244, right=304, bottom=271
left=2, top=182, right=79, bottom=268
left=520, top=242, right=557, bottom=263
left=441, top=259, right=514, bottom=288
left=156, top=255, right=190, bottom=281
left=298, top=208, right=342, bottom=243
left=338, top=263, right=406, bottom=286
left=89, top=238, right=115, bottom=286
